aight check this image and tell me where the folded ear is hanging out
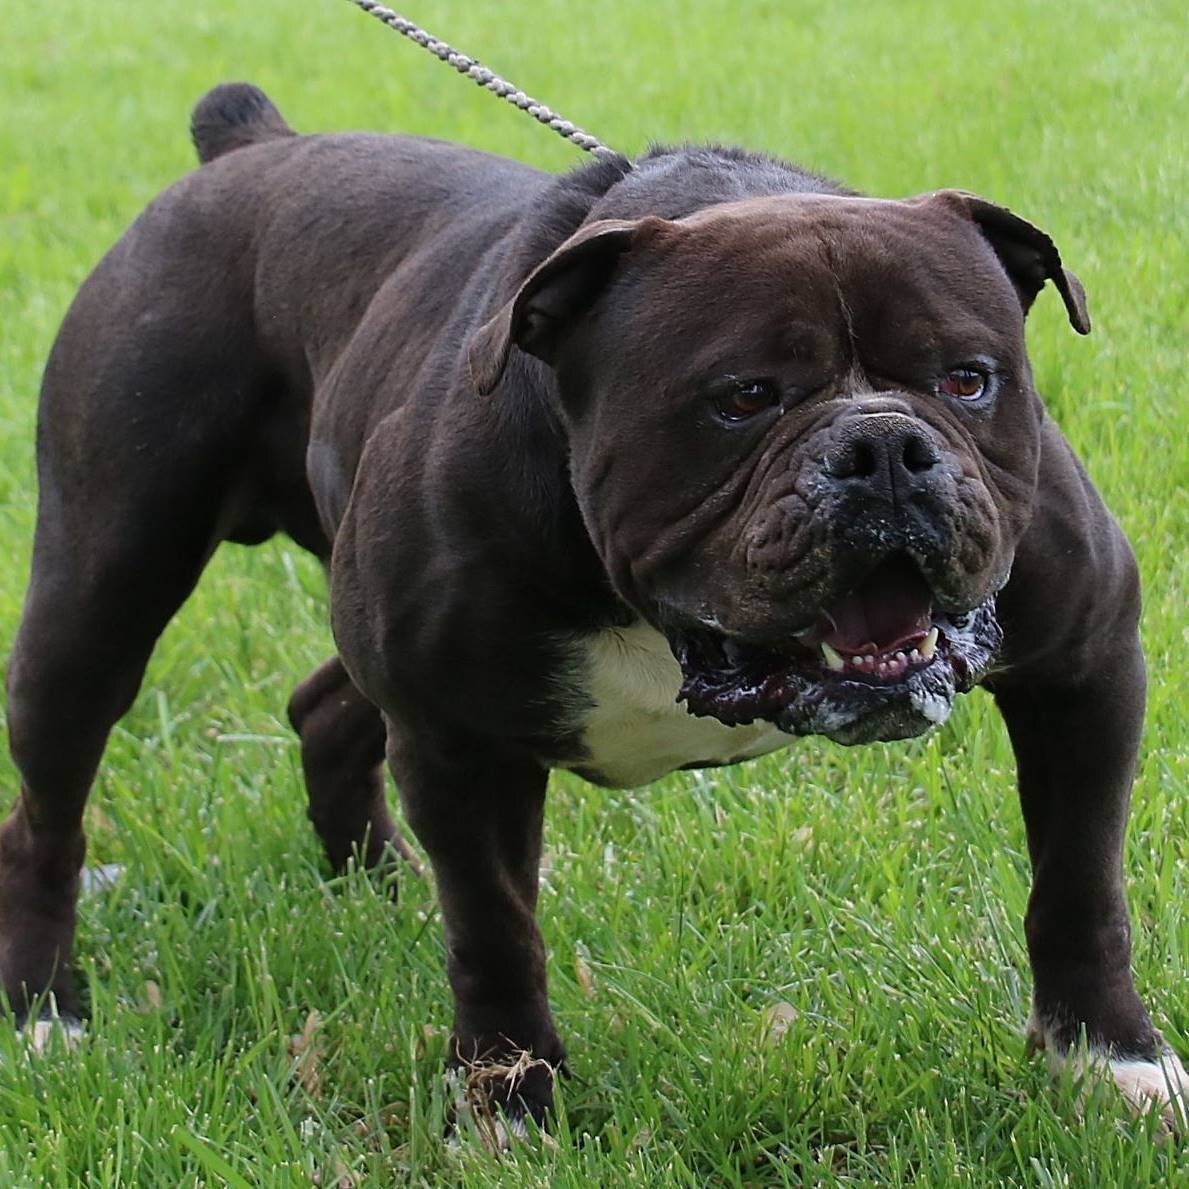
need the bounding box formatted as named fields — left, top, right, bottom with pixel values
left=468, top=217, right=671, bottom=395
left=922, top=190, right=1090, bottom=334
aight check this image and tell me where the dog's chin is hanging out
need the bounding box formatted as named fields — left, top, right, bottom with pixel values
left=665, top=557, right=1004, bottom=746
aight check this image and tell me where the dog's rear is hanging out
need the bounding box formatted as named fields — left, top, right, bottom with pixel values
left=0, top=85, right=329, bottom=1028
left=190, top=81, right=295, bottom=163
left=0, top=81, right=546, bottom=1027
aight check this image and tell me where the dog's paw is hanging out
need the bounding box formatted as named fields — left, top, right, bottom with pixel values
left=1028, top=1012, right=1188, bottom=1136
left=80, top=862, right=125, bottom=897
left=445, top=1050, right=557, bottom=1153
left=1104, top=1051, right=1188, bottom=1134
left=20, top=1013, right=84, bottom=1055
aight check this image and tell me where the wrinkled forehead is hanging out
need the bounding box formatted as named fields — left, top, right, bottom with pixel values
left=621, top=193, right=1026, bottom=364
left=675, top=191, right=984, bottom=258
left=681, top=193, right=1014, bottom=287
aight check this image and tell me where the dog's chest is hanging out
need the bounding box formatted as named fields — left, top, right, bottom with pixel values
left=563, top=622, right=790, bottom=788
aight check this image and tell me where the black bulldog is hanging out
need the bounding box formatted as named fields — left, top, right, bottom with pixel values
left=2, top=83, right=1183, bottom=1132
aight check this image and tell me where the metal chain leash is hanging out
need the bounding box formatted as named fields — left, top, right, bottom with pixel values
left=343, top=0, right=624, bottom=162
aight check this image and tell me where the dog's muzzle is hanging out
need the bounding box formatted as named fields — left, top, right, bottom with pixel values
left=667, top=552, right=1003, bottom=746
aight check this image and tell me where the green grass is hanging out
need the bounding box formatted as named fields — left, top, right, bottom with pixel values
left=1, top=0, right=1186, bottom=1183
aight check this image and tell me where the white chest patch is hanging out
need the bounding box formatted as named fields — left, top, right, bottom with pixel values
left=563, top=621, right=791, bottom=788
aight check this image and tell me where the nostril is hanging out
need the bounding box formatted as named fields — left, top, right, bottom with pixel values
left=853, top=439, right=879, bottom=478
left=825, top=437, right=879, bottom=480
left=902, top=432, right=941, bottom=474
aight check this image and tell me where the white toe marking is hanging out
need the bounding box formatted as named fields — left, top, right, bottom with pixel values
left=1107, top=1052, right=1188, bottom=1123
left=80, top=863, right=125, bottom=897
left=491, top=1112, right=528, bottom=1148
left=1028, top=1013, right=1188, bottom=1131
left=25, top=1017, right=83, bottom=1055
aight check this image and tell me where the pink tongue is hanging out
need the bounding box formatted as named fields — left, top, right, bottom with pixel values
left=821, top=556, right=933, bottom=654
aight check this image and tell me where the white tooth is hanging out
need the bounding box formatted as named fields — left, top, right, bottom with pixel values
left=820, top=641, right=846, bottom=672
left=909, top=649, right=921, bottom=663
left=920, top=627, right=939, bottom=661
left=795, top=625, right=816, bottom=639
left=895, top=651, right=907, bottom=666
left=852, top=656, right=864, bottom=667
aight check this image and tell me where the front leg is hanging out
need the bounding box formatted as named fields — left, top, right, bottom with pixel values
left=993, top=643, right=1186, bottom=1131
left=385, top=723, right=564, bottom=1131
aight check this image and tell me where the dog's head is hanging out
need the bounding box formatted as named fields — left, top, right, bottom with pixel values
left=469, top=190, right=1088, bottom=744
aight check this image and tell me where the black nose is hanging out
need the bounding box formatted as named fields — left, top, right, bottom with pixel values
left=823, top=413, right=942, bottom=501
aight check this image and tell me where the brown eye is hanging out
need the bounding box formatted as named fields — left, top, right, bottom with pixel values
left=938, top=367, right=988, bottom=401
left=713, top=377, right=780, bottom=423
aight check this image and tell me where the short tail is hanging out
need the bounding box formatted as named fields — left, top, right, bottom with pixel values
left=190, top=82, right=296, bottom=164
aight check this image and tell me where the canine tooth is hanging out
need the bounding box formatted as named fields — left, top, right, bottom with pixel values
left=920, top=627, right=939, bottom=661
left=820, top=641, right=846, bottom=672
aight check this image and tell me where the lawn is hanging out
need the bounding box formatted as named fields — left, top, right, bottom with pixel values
left=0, top=0, right=1185, bottom=1184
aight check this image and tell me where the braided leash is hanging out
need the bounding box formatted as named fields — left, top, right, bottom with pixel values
left=343, top=0, right=624, bottom=162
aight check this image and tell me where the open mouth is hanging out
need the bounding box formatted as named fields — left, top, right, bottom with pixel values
left=667, top=554, right=1003, bottom=745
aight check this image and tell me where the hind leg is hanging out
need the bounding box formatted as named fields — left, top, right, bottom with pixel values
left=1, top=490, right=222, bottom=1021
left=1, top=217, right=276, bottom=1020
left=288, top=658, right=418, bottom=873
